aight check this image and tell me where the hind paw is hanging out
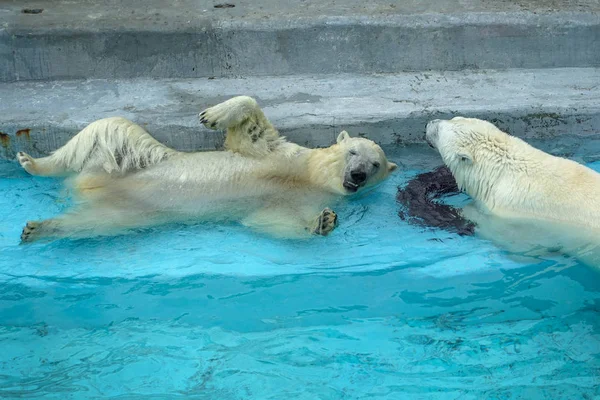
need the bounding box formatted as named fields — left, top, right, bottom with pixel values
left=21, top=221, right=42, bottom=243
left=313, top=208, right=338, bottom=236
left=17, top=152, right=38, bottom=175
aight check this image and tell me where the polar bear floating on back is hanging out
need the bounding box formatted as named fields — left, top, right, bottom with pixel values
left=425, top=116, right=600, bottom=266
left=17, top=96, right=397, bottom=242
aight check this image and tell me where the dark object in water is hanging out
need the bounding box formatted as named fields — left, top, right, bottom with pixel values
left=397, top=166, right=475, bottom=236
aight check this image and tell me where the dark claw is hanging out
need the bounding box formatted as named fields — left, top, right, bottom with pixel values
left=210, top=122, right=217, bottom=128
left=200, top=111, right=206, bottom=117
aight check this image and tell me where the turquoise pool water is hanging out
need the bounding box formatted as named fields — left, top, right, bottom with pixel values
left=1, top=145, right=599, bottom=399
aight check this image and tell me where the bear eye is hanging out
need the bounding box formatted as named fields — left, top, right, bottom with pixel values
left=349, top=150, right=357, bottom=156
left=372, top=162, right=380, bottom=169
left=460, top=156, right=468, bottom=162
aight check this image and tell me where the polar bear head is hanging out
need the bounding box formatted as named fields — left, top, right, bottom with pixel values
left=334, top=130, right=397, bottom=194
left=425, top=116, right=526, bottom=202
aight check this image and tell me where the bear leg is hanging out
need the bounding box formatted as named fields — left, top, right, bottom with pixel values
left=20, top=219, right=62, bottom=243
left=17, top=151, right=69, bottom=177
left=199, top=96, right=281, bottom=157
left=242, top=204, right=338, bottom=238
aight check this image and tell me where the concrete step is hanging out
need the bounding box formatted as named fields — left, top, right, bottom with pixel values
left=1, top=0, right=599, bottom=81
left=1, top=68, right=599, bottom=160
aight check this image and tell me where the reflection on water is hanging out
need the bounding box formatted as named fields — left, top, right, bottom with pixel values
left=0, top=144, right=599, bottom=399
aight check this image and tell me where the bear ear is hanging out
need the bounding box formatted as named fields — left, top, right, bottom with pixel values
left=388, top=162, right=398, bottom=172
left=457, top=151, right=473, bottom=164
left=336, top=130, right=350, bottom=144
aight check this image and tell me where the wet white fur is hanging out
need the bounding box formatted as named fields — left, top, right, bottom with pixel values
left=17, top=117, right=175, bottom=176
left=426, top=117, right=600, bottom=266
left=18, top=96, right=396, bottom=241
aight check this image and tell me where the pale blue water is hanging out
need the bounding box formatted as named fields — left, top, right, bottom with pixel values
left=1, top=146, right=599, bottom=399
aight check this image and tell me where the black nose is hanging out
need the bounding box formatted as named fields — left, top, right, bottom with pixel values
left=351, top=170, right=367, bottom=183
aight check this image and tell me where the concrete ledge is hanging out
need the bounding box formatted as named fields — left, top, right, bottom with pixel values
left=0, top=67, right=599, bottom=159
left=1, top=0, right=599, bottom=81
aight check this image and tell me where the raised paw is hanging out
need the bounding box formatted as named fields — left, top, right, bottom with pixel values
left=198, top=96, right=258, bottom=131
left=20, top=221, right=42, bottom=243
left=313, top=208, right=338, bottom=236
left=199, top=106, right=225, bottom=130
left=17, top=151, right=38, bottom=175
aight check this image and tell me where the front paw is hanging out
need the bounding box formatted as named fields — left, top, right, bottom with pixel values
left=313, top=208, right=338, bottom=236
left=199, top=96, right=258, bottom=130
left=199, top=105, right=226, bottom=131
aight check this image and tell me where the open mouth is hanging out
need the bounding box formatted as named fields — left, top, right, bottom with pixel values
left=343, top=181, right=360, bottom=192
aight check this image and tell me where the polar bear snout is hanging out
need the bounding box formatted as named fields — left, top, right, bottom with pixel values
left=351, top=170, right=367, bottom=184
left=343, top=167, right=368, bottom=193
left=425, top=119, right=441, bottom=149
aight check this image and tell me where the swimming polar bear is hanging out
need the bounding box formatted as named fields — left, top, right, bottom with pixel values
left=17, top=96, right=397, bottom=242
left=425, top=116, right=600, bottom=267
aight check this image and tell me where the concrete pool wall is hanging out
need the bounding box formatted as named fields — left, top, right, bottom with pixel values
left=0, top=0, right=599, bottom=159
